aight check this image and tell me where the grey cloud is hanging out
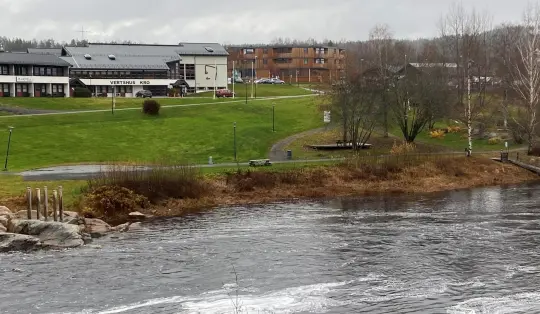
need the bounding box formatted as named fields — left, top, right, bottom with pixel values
left=0, top=0, right=532, bottom=44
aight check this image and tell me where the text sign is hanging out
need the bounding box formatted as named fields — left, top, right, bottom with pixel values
left=323, top=111, right=331, bottom=123
left=16, top=77, right=32, bottom=83
left=109, top=80, right=151, bottom=85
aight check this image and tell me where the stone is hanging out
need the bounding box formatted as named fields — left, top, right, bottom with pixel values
left=83, top=218, right=112, bottom=238
left=0, top=233, right=41, bottom=253
left=0, top=206, right=12, bottom=216
left=50, top=211, right=79, bottom=220
left=8, top=219, right=84, bottom=249
left=14, top=210, right=42, bottom=220
left=0, top=225, right=6, bottom=233
left=128, top=211, right=147, bottom=221
left=0, top=216, right=9, bottom=228
left=127, top=222, right=143, bottom=231
left=112, top=222, right=130, bottom=233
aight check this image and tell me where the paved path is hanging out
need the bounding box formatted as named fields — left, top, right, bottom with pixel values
left=13, top=158, right=342, bottom=181
left=269, top=126, right=334, bottom=161
left=0, top=106, right=67, bottom=115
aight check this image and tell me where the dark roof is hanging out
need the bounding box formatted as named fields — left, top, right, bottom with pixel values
left=27, top=48, right=63, bottom=56
left=0, top=52, right=71, bottom=66
left=227, top=44, right=345, bottom=50
left=61, top=43, right=228, bottom=70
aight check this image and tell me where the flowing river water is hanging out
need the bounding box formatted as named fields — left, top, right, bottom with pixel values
left=2, top=184, right=540, bottom=313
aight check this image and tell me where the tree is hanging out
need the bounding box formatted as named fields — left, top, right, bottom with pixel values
left=389, top=66, right=452, bottom=143
left=510, top=4, right=540, bottom=154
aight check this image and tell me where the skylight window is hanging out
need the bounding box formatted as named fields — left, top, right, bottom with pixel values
left=84, top=54, right=92, bottom=60
left=108, top=54, right=116, bottom=60
left=204, top=47, right=214, bottom=52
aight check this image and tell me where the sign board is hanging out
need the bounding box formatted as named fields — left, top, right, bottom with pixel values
left=109, top=80, right=151, bottom=85
left=323, top=111, right=331, bottom=123
left=16, top=77, right=32, bottom=83
left=505, top=141, right=508, bottom=148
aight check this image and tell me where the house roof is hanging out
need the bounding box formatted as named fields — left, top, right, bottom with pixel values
left=0, top=52, right=71, bottom=66
left=61, top=43, right=228, bottom=70
left=27, top=48, right=63, bottom=56
left=227, top=44, right=345, bottom=50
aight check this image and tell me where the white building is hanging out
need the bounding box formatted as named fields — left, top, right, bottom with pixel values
left=60, top=43, right=229, bottom=97
left=0, top=51, right=70, bottom=98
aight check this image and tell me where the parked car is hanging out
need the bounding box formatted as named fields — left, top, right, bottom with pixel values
left=136, top=90, right=153, bottom=98
left=255, top=78, right=271, bottom=84
left=216, top=89, right=235, bottom=98
left=269, top=78, right=285, bottom=84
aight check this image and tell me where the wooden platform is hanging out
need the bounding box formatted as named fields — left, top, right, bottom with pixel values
left=307, top=143, right=372, bottom=150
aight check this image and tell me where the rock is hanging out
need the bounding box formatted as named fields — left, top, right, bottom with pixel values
left=0, top=216, right=9, bottom=228
left=83, top=218, right=112, bottom=238
left=0, top=225, right=6, bottom=233
left=128, top=211, right=147, bottom=221
left=127, top=222, right=143, bottom=231
left=8, top=220, right=84, bottom=249
left=50, top=211, right=79, bottom=220
left=0, top=206, right=12, bottom=216
left=14, top=210, right=42, bottom=220
left=81, top=233, right=93, bottom=244
left=0, top=233, right=41, bottom=252
left=112, top=222, right=130, bottom=232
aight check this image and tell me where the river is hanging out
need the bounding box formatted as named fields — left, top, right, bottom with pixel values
left=2, top=184, right=540, bottom=313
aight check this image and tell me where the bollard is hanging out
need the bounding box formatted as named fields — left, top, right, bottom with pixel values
left=43, top=186, right=48, bottom=221
left=35, top=188, right=41, bottom=220
left=58, top=186, right=64, bottom=222
left=209, top=156, right=213, bottom=165
left=52, top=190, right=58, bottom=222
left=26, top=187, right=32, bottom=220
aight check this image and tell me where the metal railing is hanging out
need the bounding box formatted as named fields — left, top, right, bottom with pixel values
left=25, top=186, right=64, bottom=222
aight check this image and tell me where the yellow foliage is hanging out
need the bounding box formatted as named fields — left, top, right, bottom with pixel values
left=488, top=137, right=502, bottom=145
left=447, top=126, right=462, bottom=133
left=390, top=141, right=416, bottom=155
left=430, top=130, right=446, bottom=139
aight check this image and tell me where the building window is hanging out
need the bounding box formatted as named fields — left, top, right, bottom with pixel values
left=16, top=84, right=28, bottom=93
left=263, top=59, right=268, bottom=65
left=315, top=58, right=325, bottom=64
left=185, top=64, right=195, bottom=80
left=304, top=48, right=308, bottom=53
left=0, top=65, right=9, bottom=75
left=52, top=84, right=64, bottom=94
left=304, top=58, right=308, bottom=65
left=243, top=48, right=254, bottom=54
left=14, top=66, right=28, bottom=76
left=263, top=48, right=268, bottom=54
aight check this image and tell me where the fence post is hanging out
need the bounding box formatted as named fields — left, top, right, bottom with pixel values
left=52, top=190, right=58, bottom=222
left=58, top=186, right=64, bottom=222
left=35, top=188, right=41, bottom=220
left=43, top=186, right=48, bottom=221
left=26, top=187, right=32, bottom=220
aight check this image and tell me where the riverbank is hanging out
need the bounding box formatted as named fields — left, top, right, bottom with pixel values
left=74, top=155, right=539, bottom=223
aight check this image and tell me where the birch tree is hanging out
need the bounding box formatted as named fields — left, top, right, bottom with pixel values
left=511, top=4, right=540, bottom=154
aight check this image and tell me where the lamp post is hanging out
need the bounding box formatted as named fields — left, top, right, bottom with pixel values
left=3, top=126, right=14, bottom=171
left=233, top=122, right=237, bottom=162
left=251, top=56, right=257, bottom=98
left=111, top=85, right=115, bottom=115
left=272, top=103, right=275, bottom=132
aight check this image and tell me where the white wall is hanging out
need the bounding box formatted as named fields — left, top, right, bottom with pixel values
left=189, top=56, right=228, bottom=89
left=0, top=75, right=69, bottom=84
left=79, top=78, right=175, bottom=86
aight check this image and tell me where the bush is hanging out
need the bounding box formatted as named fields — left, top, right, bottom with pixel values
left=87, top=163, right=209, bottom=203
left=73, top=87, right=91, bottom=98
left=142, top=99, right=161, bottom=115
left=488, top=137, right=503, bottom=145
left=430, top=129, right=446, bottom=139
left=390, top=141, right=416, bottom=155
left=447, top=126, right=462, bottom=133
left=81, top=186, right=149, bottom=221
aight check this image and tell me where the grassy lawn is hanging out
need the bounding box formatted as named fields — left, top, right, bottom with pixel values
left=0, top=97, right=323, bottom=171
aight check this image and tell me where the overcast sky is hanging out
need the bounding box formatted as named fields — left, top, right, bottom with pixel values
left=0, top=0, right=532, bottom=44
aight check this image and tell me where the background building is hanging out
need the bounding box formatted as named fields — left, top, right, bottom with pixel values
left=60, top=43, right=228, bottom=97
left=0, top=51, right=70, bottom=97
left=226, top=45, right=346, bottom=84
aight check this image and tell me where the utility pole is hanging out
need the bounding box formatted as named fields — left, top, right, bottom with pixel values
left=232, top=61, right=235, bottom=98
left=467, top=60, right=473, bottom=156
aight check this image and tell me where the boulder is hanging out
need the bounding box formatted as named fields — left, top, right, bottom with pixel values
left=0, top=233, right=41, bottom=252
left=127, top=222, right=143, bottom=231
left=8, top=220, right=84, bottom=249
left=50, top=211, right=79, bottom=220
left=83, top=218, right=112, bottom=238
left=14, top=210, right=41, bottom=220
left=0, top=225, right=6, bottom=233
left=0, top=206, right=12, bottom=216
left=0, top=216, right=9, bottom=229
left=128, top=211, right=147, bottom=222
left=112, top=222, right=130, bottom=233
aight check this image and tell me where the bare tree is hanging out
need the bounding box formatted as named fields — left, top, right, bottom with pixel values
left=510, top=4, right=540, bottom=154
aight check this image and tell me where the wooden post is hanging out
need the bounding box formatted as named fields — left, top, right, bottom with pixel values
left=26, top=187, right=32, bottom=220
left=58, top=186, right=64, bottom=222
left=52, top=190, right=58, bottom=222
left=35, top=188, right=41, bottom=220
left=43, top=186, right=48, bottom=221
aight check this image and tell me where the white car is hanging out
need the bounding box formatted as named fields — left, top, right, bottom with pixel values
left=269, top=78, right=285, bottom=84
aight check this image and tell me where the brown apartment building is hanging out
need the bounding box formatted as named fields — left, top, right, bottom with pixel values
left=226, top=45, right=346, bottom=83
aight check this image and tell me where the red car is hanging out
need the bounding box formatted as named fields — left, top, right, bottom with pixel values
left=216, top=89, right=235, bottom=98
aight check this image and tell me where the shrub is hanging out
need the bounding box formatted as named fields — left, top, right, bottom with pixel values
left=529, top=147, right=540, bottom=156
left=87, top=163, right=209, bottom=203
left=447, top=126, right=462, bottom=133
left=488, top=137, right=503, bottom=145
left=430, top=129, right=446, bottom=139
left=82, top=186, right=149, bottom=220
left=390, top=141, right=416, bottom=155
left=142, top=99, right=161, bottom=115
left=73, top=87, right=91, bottom=98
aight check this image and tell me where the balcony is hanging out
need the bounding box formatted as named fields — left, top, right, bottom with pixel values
left=274, top=53, right=293, bottom=58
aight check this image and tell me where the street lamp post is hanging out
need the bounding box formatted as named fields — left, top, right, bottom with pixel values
left=272, top=103, right=275, bottom=132
left=233, top=122, right=237, bottom=162
left=3, top=126, right=14, bottom=171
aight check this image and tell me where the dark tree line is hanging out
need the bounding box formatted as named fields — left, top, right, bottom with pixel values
left=0, top=37, right=140, bottom=51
